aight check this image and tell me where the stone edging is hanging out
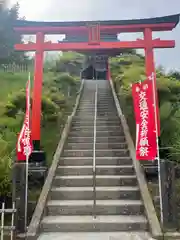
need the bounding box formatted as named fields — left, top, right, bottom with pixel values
left=26, top=79, right=84, bottom=240
left=109, top=79, right=162, bottom=239
left=164, top=232, right=180, bottom=239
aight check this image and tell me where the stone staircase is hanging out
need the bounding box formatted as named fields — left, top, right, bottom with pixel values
left=37, top=80, right=154, bottom=240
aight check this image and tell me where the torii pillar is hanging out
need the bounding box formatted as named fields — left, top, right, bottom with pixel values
left=144, top=28, right=160, bottom=135
left=31, top=32, right=44, bottom=151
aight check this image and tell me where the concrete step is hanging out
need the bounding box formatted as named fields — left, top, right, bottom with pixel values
left=97, top=99, right=114, bottom=101
left=77, top=107, right=117, bottom=111
left=57, top=165, right=134, bottom=176
left=75, top=112, right=95, bottom=116
left=59, top=157, right=133, bottom=166
left=76, top=113, right=118, bottom=117
left=65, top=142, right=127, bottom=150
left=67, top=136, right=126, bottom=143
left=72, top=120, right=121, bottom=126
left=53, top=175, right=137, bottom=187
left=46, top=200, right=144, bottom=216
left=62, top=149, right=129, bottom=158
left=73, top=117, right=120, bottom=121
left=68, top=130, right=124, bottom=137
left=80, top=99, right=114, bottom=102
left=76, top=110, right=117, bottom=114
left=37, top=231, right=153, bottom=240
left=50, top=186, right=141, bottom=201
left=41, top=215, right=148, bottom=232
left=71, top=126, right=122, bottom=131
left=77, top=106, right=116, bottom=109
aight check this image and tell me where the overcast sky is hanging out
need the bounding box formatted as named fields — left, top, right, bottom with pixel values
left=10, top=0, right=180, bottom=71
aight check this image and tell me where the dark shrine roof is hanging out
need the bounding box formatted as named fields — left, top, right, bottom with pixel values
left=14, top=14, right=180, bottom=28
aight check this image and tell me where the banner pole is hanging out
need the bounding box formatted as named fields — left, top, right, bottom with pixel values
left=24, top=72, right=31, bottom=232
left=150, top=73, right=163, bottom=224
left=24, top=153, right=28, bottom=232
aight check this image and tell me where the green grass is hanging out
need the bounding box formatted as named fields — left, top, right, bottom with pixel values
left=0, top=71, right=77, bottom=160
left=0, top=71, right=79, bottom=197
left=0, top=72, right=30, bottom=101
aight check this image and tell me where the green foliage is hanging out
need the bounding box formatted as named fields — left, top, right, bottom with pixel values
left=0, top=155, right=11, bottom=197
left=55, top=72, right=76, bottom=86
left=52, top=52, right=84, bottom=76
left=5, top=90, right=26, bottom=117
left=110, top=53, right=180, bottom=162
left=53, top=72, right=79, bottom=97
left=0, top=68, right=79, bottom=196
left=0, top=4, right=27, bottom=64
left=41, top=95, right=59, bottom=124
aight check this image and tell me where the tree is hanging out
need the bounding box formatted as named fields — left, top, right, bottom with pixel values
left=53, top=52, right=84, bottom=76
left=0, top=3, right=27, bottom=64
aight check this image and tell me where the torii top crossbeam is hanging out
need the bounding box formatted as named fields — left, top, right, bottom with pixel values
left=13, top=14, right=179, bottom=151
left=14, top=14, right=179, bottom=33
left=14, top=14, right=179, bottom=52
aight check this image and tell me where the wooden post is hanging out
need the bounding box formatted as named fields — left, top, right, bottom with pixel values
left=31, top=32, right=44, bottom=150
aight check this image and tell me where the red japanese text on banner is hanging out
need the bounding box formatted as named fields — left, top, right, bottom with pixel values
left=132, top=83, right=141, bottom=149
left=132, top=80, right=157, bottom=160
left=16, top=79, right=33, bottom=161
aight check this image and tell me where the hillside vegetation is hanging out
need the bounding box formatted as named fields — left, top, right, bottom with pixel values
left=0, top=52, right=83, bottom=198
left=110, top=54, right=180, bottom=162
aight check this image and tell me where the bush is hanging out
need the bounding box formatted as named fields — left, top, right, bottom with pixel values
left=110, top=53, right=180, bottom=161
left=52, top=52, right=84, bottom=75
left=0, top=69, right=80, bottom=197
left=5, top=91, right=26, bottom=117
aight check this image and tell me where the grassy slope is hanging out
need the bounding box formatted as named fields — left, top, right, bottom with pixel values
left=0, top=72, right=58, bottom=156
left=0, top=71, right=69, bottom=176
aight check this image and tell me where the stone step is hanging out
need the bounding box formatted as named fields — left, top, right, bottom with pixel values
left=62, top=149, right=129, bottom=158
left=77, top=108, right=116, bottom=112
left=53, top=175, right=137, bottom=187
left=50, top=186, right=141, bottom=201
left=76, top=113, right=118, bottom=117
left=46, top=200, right=144, bottom=216
left=77, top=107, right=117, bottom=111
left=80, top=99, right=114, bottom=101
left=68, top=130, right=124, bottom=137
left=97, top=98, right=114, bottom=100
left=73, top=117, right=120, bottom=121
left=75, top=112, right=95, bottom=115
left=57, top=165, right=134, bottom=176
left=37, top=81, right=151, bottom=237
left=97, top=97, right=114, bottom=99
left=72, top=120, right=121, bottom=126
left=59, top=157, right=132, bottom=166
left=78, top=102, right=95, bottom=104
left=41, top=215, right=148, bottom=232
left=76, top=110, right=117, bottom=113
left=77, top=105, right=116, bottom=108
left=71, top=126, right=122, bottom=131
left=67, top=136, right=126, bottom=143
left=65, top=142, right=127, bottom=150
left=37, top=231, right=153, bottom=240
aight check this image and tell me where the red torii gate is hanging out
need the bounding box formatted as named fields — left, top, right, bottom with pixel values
left=13, top=14, right=179, bottom=153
